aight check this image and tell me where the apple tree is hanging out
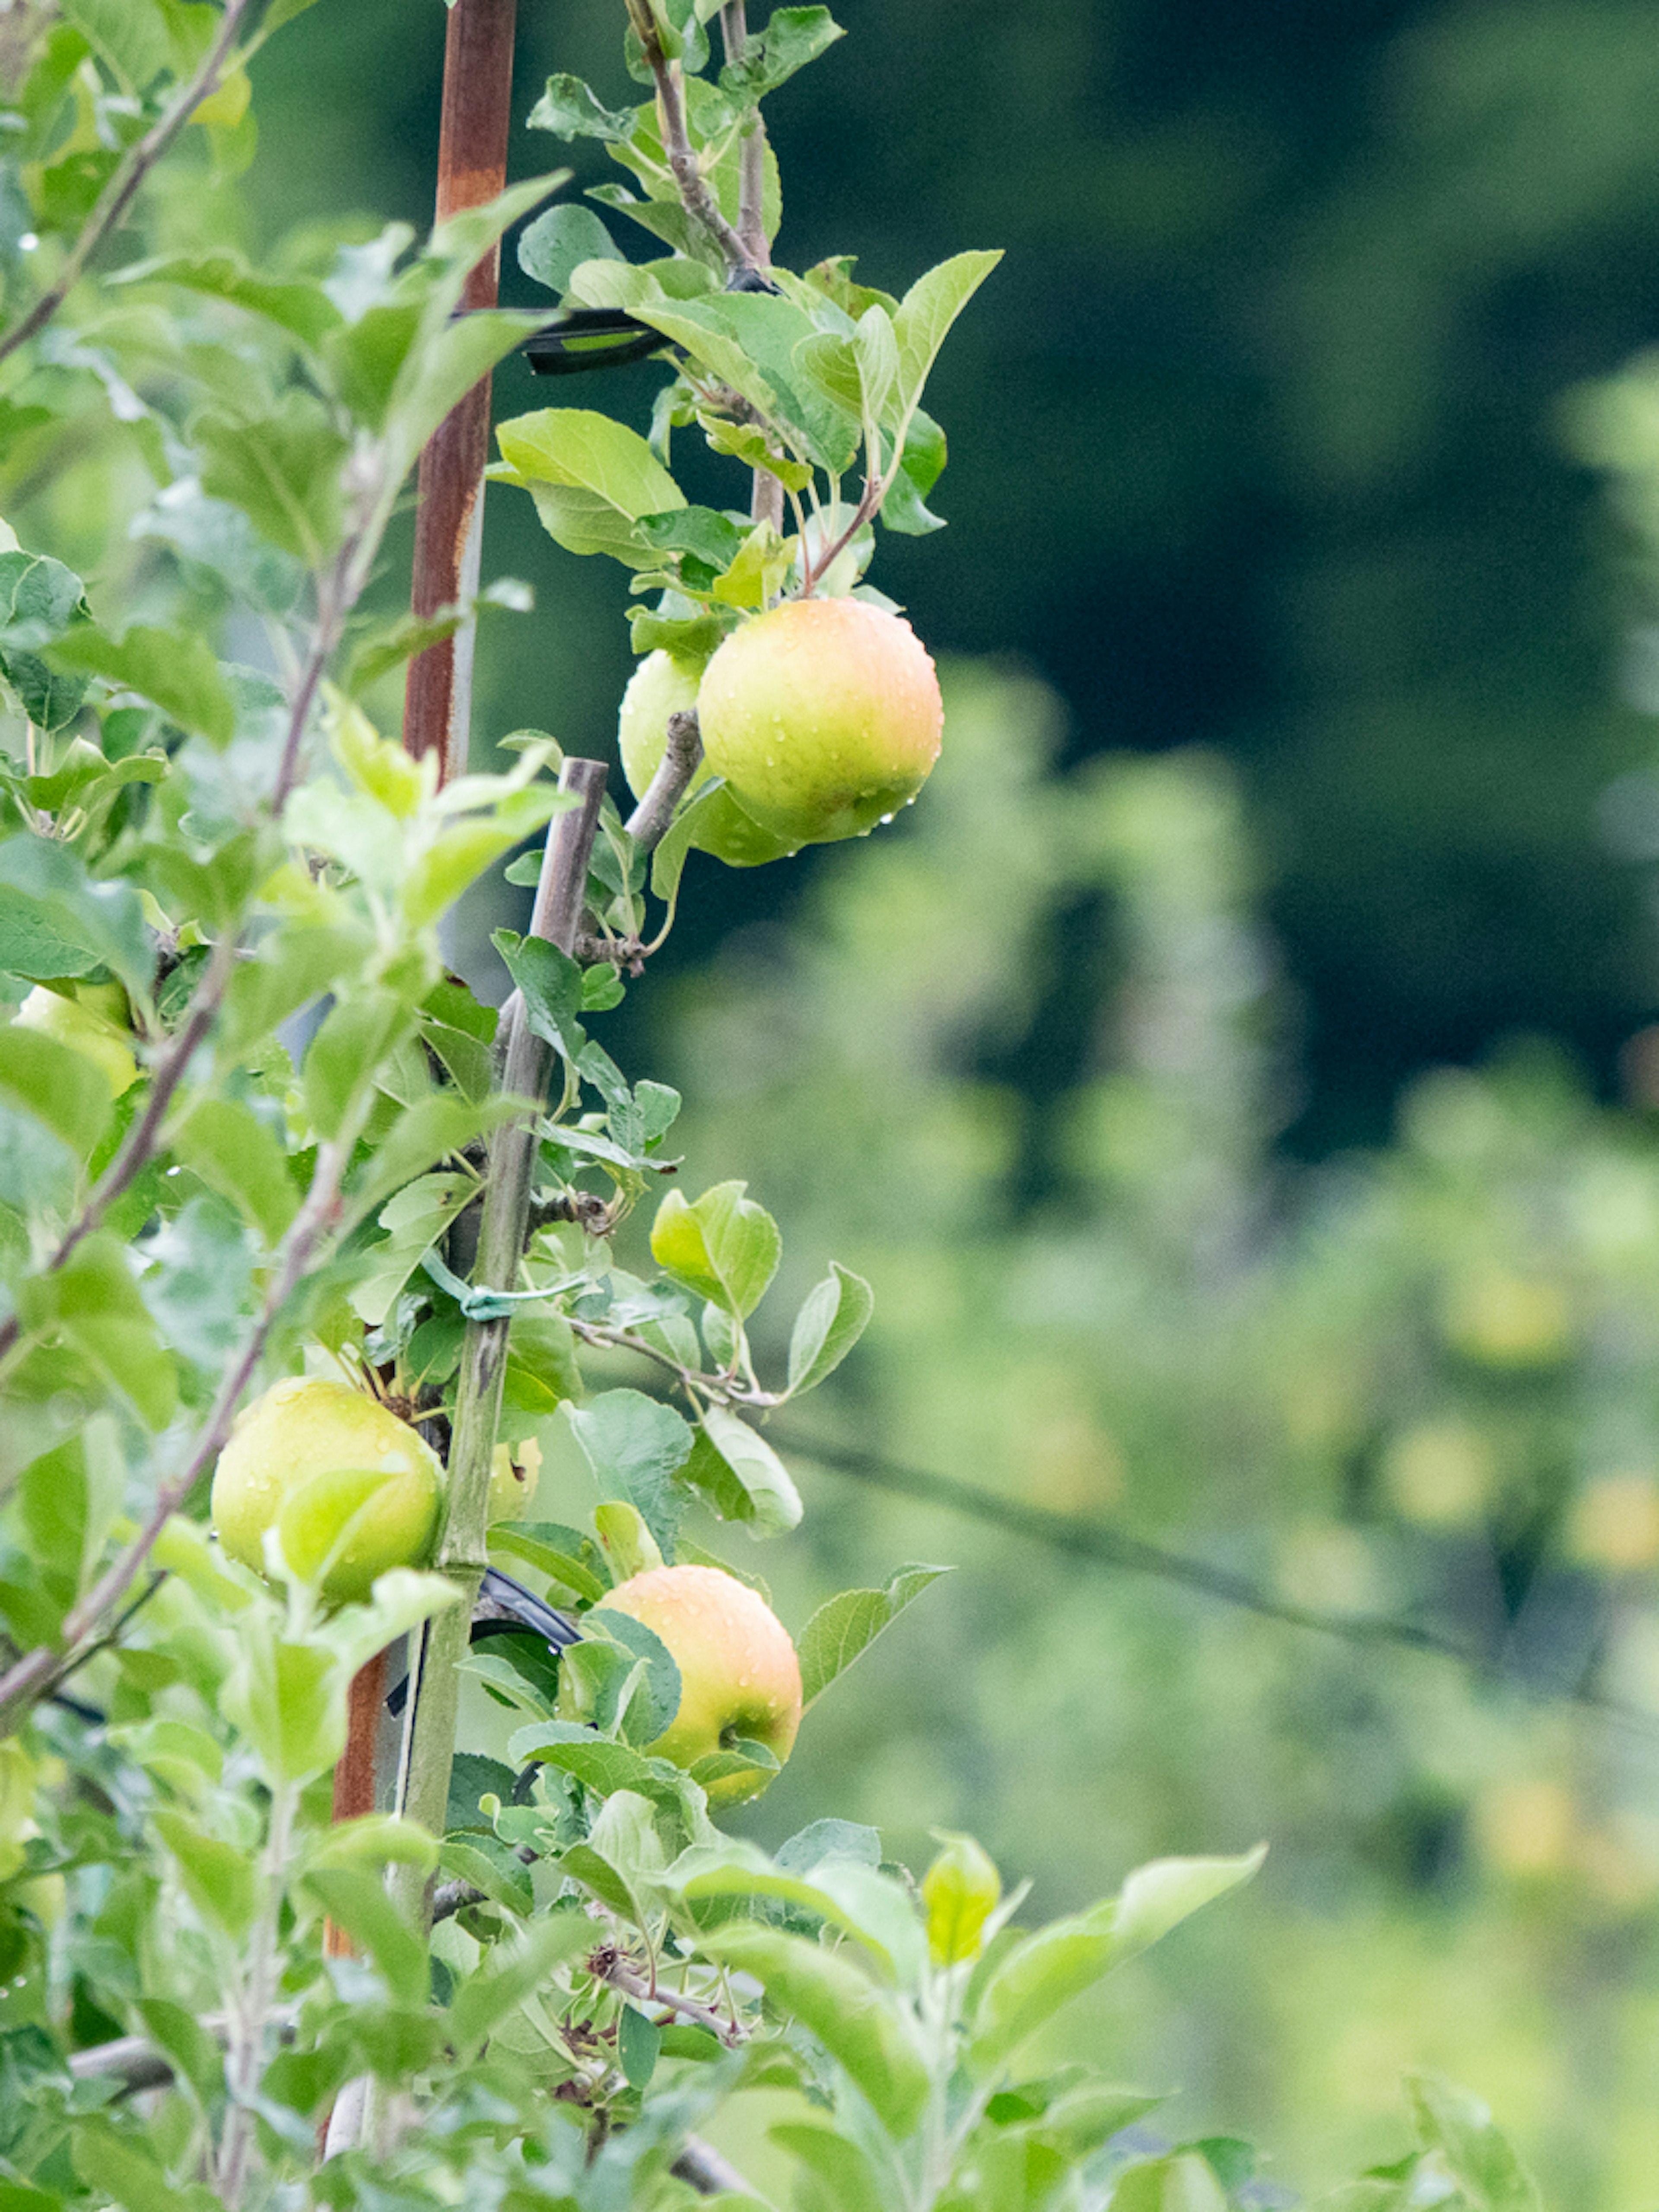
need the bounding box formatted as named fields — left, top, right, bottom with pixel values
left=0, top=2, right=1540, bottom=2205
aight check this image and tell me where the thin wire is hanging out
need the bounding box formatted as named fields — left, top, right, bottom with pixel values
left=772, top=1429, right=1659, bottom=1748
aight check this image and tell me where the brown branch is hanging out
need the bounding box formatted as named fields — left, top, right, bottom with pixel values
left=626, top=0, right=754, bottom=280
left=0, top=0, right=259, bottom=369
left=621, top=708, right=704, bottom=853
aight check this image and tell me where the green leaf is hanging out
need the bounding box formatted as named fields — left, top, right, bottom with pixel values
left=1406, top=2072, right=1543, bottom=2211
left=1, top=648, right=87, bottom=731
left=44, top=625, right=235, bottom=747
left=70, top=2116, right=215, bottom=2212
left=698, top=1921, right=929, bottom=2138
left=719, top=6, right=844, bottom=102
left=494, top=928, right=587, bottom=1063
left=0, top=1023, right=113, bottom=1161
left=438, top=1831, right=534, bottom=1916
left=527, top=74, right=638, bottom=143
left=519, top=203, right=623, bottom=294
left=516, top=1734, right=686, bottom=1812
left=303, top=990, right=416, bottom=1140
left=786, top=1262, right=874, bottom=1396
left=650, top=1179, right=781, bottom=1318
left=1107, top=2157, right=1229, bottom=2212
left=152, top=1810, right=257, bottom=1939
left=166, top=1094, right=299, bottom=1245
left=617, top=2002, right=661, bottom=2088
left=892, top=249, right=1003, bottom=413
left=770, top=2123, right=887, bottom=2212
left=564, top=1389, right=694, bottom=1558
left=196, top=393, right=350, bottom=567
left=496, top=407, right=685, bottom=565
left=302, top=1867, right=428, bottom=2010
left=0, top=550, right=87, bottom=651
left=114, top=251, right=343, bottom=349
left=18, top=1232, right=177, bottom=1429
left=967, top=1849, right=1264, bottom=2073
left=797, top=1564, right=949, bottom=1708
left=683, top=1404, right=802, bottom=1533
left=0, top=835, right=154, bottom=998
left=217, top=921, right=369, bottom=1065
left=61, top=0, right=167, bottom=93
left=448, top=1913, right=594, bottom=2057
left=487, top=1518, right=607, bottom=1604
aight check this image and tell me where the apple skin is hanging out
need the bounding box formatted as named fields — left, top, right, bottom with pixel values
left=211, top=1377, right=444, bottom=1605
left=15, top=983, right=138, bottom=1097
left=618, top=649, right=800, bottom=868
left=591, top=1563, right=802, bottom=1807
left=696, top=597, right=943, bottom=846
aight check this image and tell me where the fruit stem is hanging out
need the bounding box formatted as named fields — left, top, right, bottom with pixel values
left=383, top=758, right=608, bottom=1934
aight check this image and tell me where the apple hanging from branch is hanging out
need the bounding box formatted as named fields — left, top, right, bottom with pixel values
left=211, top=1377, right=445, bottom=1605
left=696, top=597, right=944, bottom=847
left=590, top=1562, right=802, bottom=1808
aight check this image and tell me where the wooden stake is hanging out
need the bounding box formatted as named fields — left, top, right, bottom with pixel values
left=402, top=0, right=520, bottom=787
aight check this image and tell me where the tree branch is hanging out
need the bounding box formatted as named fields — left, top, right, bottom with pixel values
left=385, top=759, right=610, bottom=1934
left=625, top=0, right=755, bottom=281
left=0, top=0, right=259, bottom=369
left=622, top=708, right=704, bottom=853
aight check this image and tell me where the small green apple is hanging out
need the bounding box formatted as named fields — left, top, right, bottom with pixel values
left=696, top=596, right=943, bottom=845
left=15, top=983, right=138, bottom=1097
left=211, top=1376, right=444, bottom=1605
left=590, top=1562, right=801, bottom=1807
left=617, top=648, right=800, bottom=868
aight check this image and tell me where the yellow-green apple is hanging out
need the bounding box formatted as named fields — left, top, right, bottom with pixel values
left=15, top=982, right=138, bottom=1097
left=211, top=1376, right=443, bottom=1604
left=617, top=648, right=799, bottom=867
left=589, top=1562, right=801, bottom=1807
left=696, top=596, right=942, bottom=845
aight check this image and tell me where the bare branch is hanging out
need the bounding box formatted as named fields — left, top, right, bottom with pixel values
left=0, top=0, right=260, bottom=369
left=622, top=707, right=704, bottom=853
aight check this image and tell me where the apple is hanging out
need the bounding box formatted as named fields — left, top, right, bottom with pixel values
left=617, top=648, right=800, bottom=867
left=15, top=982, right=138, bottom=1097
left=590, top=1562, right=801, bottom=1807
left=211, top=1376, right=444, bottom=1605
left=696, top=596, right=943, bottom=845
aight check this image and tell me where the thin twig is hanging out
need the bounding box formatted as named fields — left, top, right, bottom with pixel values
left=599, top=1956, right=745, bottom=2047
left=717, top=2, right=784, bottom=533
left=566, top=1314, right=779, bottom=1408
left=0, top=0, right=258, bottom=368
left=625, top=0, right=754, bottom=280
left=622, top=708, right=704, bottom=853
left=671, top=2136, right=758, bottom=2198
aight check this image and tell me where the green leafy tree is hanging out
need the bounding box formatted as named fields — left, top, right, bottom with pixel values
left=0, top=4, right=1545, bottom=2208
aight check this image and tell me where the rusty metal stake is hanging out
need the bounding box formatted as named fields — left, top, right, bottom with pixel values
left=402, top=0, right=521, bottom=787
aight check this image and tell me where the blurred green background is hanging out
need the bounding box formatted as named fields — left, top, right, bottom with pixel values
left=82, top=0, right=1659, bottom=2199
